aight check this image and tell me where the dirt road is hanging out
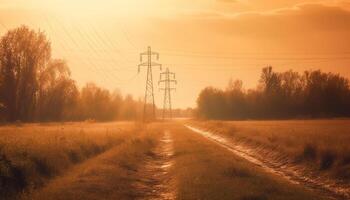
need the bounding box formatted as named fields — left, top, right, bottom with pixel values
left=186, top=125, right=349, bottom=200
left=25, top=122, right=331, bottom=200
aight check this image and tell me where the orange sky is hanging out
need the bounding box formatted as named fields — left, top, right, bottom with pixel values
left=0, top=0, right=350, bottom=108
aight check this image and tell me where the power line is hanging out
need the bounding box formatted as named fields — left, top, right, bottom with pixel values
left=87, top=23, right=134, bottom=71
left=45, top=15, right=116, bottom=85
left=159, top=67, right=177, bottom=120
left=160, top=52, right=350, bottom=61
left=43, top=16, right=140, bottom=85
left=138, top=46, right=162, bottom=122
left=120, top=22, right=138, bottom=50
left=69, top=19, right=137, bottom=82
left=52, top=16, right=119, bottom=83
left=153, top=48, right=350, bottom=56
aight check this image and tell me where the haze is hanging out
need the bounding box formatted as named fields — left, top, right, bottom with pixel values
left=1, top=0, right=350, bottom=108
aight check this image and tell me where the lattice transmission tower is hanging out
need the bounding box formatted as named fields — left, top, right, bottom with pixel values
left=159, top=68, right=177, bottom=120
left=138, top=46, right=162, bottom=122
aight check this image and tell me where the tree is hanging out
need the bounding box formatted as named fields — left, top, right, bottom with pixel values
left=196, top=67, right=350, bottom=119
left=259, top=67, right=283, bottom=117
left=0, top=26, right=143, bottom=122
left=79, top=83, right=115, bottom=121
left=303, top=70, right=350, bottom=116
left=0, top=26, right=51, bottom=121
left=37, top=59, right=78, bottom=121
left=279, top=70, right=304, bottom=116
left=259, top=66, right=281, bottom=94
left=120, top=94, right=138, bottom=120
left=197, top=87, right=227, bottom=119
left=226, top=79, right=247, bottom=119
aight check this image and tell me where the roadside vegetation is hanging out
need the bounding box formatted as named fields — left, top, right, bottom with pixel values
left=1, top=121, right=339, bottom=200
left=170, top=123, right=325, bottom=200
left=191, top=120, right=350, bottom=183
left=197, top=67, right=350, bottom=119
left=0, top=122, right=138, bottom=199
left=23, top=124, right=161, bottom=200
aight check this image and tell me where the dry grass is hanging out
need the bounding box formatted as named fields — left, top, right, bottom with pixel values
left=23, top=127, right=161, bottom=200
left=1, top=121, right=343, bottom=200
left=170, top=123, right=324, bottom=200
left=0, top=122, right=139, bottom=199
left=191, top=120, right=350, bottom=181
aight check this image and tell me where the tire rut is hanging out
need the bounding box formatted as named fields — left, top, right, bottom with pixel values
left=186, top=125, right=350, bottom=200
left=133, top=131, right=176, bottom=200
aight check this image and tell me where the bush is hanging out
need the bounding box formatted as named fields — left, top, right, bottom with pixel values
left=320, top=150, right=336, bottom=170
left=302, top=144, right=317, bottom=161
left=0, top=153, right=27, bottom=197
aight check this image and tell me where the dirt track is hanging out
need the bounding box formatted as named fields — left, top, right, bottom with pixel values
left=186, top=125, right=350, bottom=200
left=23, top=122, right=333, bottom=200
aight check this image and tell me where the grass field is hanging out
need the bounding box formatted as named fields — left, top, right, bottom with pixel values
left=0, top=121, right=343, bottom=200
left=169, top=123, right=325, bottom=200
left=190, top=120, right=350, bottom=182
left=0, top=122, right=139, bottom=199
left=25, top=126, right=161, bottom=200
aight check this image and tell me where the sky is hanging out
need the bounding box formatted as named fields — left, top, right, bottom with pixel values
left=0, top=0, right=350, bottom=108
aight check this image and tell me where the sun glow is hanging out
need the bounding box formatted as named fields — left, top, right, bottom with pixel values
left=0, top=0, right=350, bottom=108
left=5, top=0, right=162, bottom=17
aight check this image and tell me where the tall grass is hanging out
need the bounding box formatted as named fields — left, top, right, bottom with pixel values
left=0, top=122, right=137, bottom=198
left=171, top=123, right=322, bottom=200
left=25, top=127, right=160, bottom=200
left=192, top=120, right=350, bottom=181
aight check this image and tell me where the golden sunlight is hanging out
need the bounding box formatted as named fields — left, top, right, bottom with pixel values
left=1, top=1, right=350, bottom=200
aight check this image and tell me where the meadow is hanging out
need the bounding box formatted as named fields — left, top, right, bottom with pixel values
left=168, top=123, right=325, bottom=200
left=0, top=122, right=139, bottom=199
left=27, top=122, right=327, bottom=200
left=190, top=120, right=350, bottom=182
left=25, top=125, right=161, bottom=200
left=0, top=121, right=340, bottom=200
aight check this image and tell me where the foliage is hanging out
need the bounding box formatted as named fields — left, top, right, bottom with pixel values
left=0, top=26, right=51, bottom=121
left=0, top=26, right=142, bottom=122
left=197, top=66, right=350, bottom=119
left=0, top=122, right=136, bottom=199
left=192, top=120, right=350, bottom=182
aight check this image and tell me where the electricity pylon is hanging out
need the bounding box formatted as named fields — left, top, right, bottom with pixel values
left=138, top=46, right=162, bottom=122
left=159, top=68, right=177, bottom=120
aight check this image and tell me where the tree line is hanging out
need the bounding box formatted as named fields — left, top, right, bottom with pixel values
left=197, top=66, right=350, bottom=119
left=0, top=26, right=143, bottom=122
